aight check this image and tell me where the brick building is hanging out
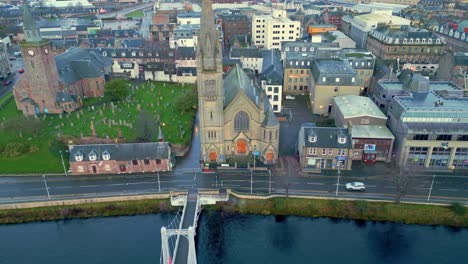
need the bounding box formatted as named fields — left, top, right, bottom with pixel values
left=218, top=11, right=251, bottom=47
left=69, top=141, right=172, bottom=175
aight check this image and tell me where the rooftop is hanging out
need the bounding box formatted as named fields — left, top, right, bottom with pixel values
left=333, top=95, right=387, bottom=120
left=315, top=59, right=356, bottom=75
left=351, top=125, right=395, bottom=139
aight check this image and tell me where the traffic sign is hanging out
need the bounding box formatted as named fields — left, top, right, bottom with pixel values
left=335, top=156, right=348, bottom=161
left=363, top=144, right=376, bottom=151
left=253, top=151, right=260, bottom=157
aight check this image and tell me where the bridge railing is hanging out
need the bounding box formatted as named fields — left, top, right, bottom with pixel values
left=171, top=194, right=188, bottom=262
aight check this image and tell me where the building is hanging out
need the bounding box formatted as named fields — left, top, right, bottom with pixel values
left=170, top=24, right=199, bottom=48
left=0, top=40, right=10, bottom=80
left=366, top=25, right=446, bottom=74
left=345, top=10, right=411, bottom=48
left=322, top=10, right=345, bottom=30
left=229, top=47, right=264, bottom=73
left=252, top=9, right=301, bottom=49
left=372, top=79, right=410, bottom=113
left=310, top=59, right=360, bottom=115
left=342, top=49, right=375, bottom=91
left=298, top=124, right=353, bottom=172
left=30, top=0, right=93, bottom=8
left=331, top=95, right=394, bottom=163
left=283, top=51, right=314, bottom=95
left=177, top=12, right=201, bottom=25
left=36, top=18, right=100, bottom=40
left=150, top=23, right=178, bottom=42
left=438, top=52, right=467, bottom=89
left=13, top=5, right=112, bottom=115
left=197, top=0, right=279, bottom=164
left=434, top=24, right=468, bottom=53
left=218, top=11, right=251, bottom=47
left=308, top=24, right=336, bottom=35
left=323, top=30, right=356, bottom=49
left=260, top=50, right=283, bottom=113
left=386, top=73, right=468, bottom=169
left=69, top=140, right=172, bottom=175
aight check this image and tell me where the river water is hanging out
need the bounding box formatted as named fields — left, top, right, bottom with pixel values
left=0, top=212, right=466, bottom=264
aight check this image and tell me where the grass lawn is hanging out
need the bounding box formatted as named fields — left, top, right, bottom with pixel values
left=0, top=92, right=12, bottom=105
left=125, top=10, right=144, bottom=18
left=0, top=81, right=196, bottom=174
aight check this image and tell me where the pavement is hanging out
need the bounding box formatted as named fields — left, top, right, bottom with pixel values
left=0, top=46, right=23, bottom=99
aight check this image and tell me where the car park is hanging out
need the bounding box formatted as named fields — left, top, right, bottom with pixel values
left=345, top=182, right=366, bottom=192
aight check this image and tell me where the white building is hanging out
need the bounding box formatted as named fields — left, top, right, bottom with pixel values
left=177, top=12, right=201, bottom=25
left=30, top=0, right=93, bottom=8
left=261, top=50, right=284, bottom=113
left=229, top=47, right=264, bottom=74
left=252, top=9, right=301, bottom=50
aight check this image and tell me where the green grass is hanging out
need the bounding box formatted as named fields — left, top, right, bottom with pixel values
left=0, top=81, right=196, bottom=174
left=0, top=92, right=13, bottom=106
left=0, top=199, right=174, bottom=224
left=206, top=197, right=468, bottom=227
left=125, top=10, right=144, bottom=18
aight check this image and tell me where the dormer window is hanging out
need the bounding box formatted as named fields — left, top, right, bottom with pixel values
left=102, top=150, right=110, bottom=161
left=75, top=152, right=83, bottom=162
left=89, top=151, right=98, bottom=161
left=308, top=135, right=317, bottom=143
left=338, top=136, right=347, bottom=144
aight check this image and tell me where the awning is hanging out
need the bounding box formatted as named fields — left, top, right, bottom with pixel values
left=363, top=149, right=377, bottom=154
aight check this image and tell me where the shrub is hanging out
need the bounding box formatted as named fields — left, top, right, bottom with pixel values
left=451, top=203, right=466, bottom=216
left=1, top=142, right=29, bottom=157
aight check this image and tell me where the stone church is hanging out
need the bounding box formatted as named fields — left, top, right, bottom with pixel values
left=13, top=6, right=112, bottom=116
left=197, top=0, right=280, bottom=164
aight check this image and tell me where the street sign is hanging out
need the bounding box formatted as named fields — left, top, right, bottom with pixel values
left=220, top=154, right=225, bottom=160
left=335, top=156, right=348, bottom=161
left=363, top=144, right=376, bottom=151
left=253, top=151, right=260, bottom=157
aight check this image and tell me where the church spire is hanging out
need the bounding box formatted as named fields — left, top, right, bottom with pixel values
left=198, top=0, right=221, bottom=71
left=22, top=5, right=42, bottom=42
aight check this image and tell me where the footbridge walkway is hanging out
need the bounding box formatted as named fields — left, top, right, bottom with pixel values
left=160, top=190, right=229, bottom=264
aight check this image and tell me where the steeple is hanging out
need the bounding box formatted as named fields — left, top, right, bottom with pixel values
left=22, top=5, right=42, bottom=42
left=198, top=0, right=221, bottom=71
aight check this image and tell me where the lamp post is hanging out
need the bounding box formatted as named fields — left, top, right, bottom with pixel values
left=157, top=171, right=161, bottom=192
left=335, top=161, right=341, bottom=197
left=59, top=150, right=68, bottom=177
left=427, top=174, right=435, bottom=201
left=268, top=169, right=272, bottom=194
left=42, top=175, right=51, bottom=199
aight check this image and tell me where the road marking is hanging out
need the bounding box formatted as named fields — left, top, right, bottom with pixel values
left=438, top=188, right=458, bottom=192
left=306, top=182, right=324, bottom=185
left=79, top=185, right=99, bottom=188
left=23, top=188, right=44, bottom=191
left=53, top=186, right=73, bottom=189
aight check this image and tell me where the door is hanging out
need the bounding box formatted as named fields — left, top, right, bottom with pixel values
left=209, top=152, right=217, bottom=162
left=91, top=165, right=97, bottom=174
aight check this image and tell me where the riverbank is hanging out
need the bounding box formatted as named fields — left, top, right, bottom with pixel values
left=205, top=196, right=468, bottom=227
left=0, top=198, right=173, bottom=224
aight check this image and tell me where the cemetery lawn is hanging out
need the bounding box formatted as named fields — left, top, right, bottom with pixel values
left=0, top=81, right=196, bottom=174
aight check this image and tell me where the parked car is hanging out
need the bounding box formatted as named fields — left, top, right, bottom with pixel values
left=345, top=182, right=366, bottom=192
left=285, top=95, right=295, bottom=100
left=18, top=68, right=24, bottom=73
left=8, top=57, right=16, bottom=61
left=14, top=51, right=22, bottom=56
left=3, top=80, right=12, bottom=86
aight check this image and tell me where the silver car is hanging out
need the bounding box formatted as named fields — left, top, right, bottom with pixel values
left=345, top=182, right=366, bottom=192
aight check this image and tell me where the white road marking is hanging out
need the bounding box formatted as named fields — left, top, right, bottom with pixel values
left=79, top=185, right=99, bottom=188
left=306, top=182, right=324, bottom=185
left=438, top=188, right=458, bottom=192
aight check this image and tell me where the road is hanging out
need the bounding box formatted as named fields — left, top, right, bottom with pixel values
left=0, top=171, right=467, bottom=205
left=97, top=3, right=154, bottom=19
left=0, top=46, right=23, bottom=99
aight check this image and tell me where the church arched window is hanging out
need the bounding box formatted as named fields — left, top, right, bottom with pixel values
left=234, top=111, right=249, bottom=131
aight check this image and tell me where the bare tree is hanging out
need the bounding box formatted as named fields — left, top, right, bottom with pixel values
left=393, top=167, right=413, bottom=203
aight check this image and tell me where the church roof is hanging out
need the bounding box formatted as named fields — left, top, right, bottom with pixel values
left=22, top=5, right=38, bottom=31
left=224, top=64, right=261, bottom=108
left=55, top=48, right=113, bottom=85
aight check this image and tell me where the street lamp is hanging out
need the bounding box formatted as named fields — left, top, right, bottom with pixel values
left=42, top=175, right=51, bottom=199
left=268, top=169, right=272, bottom=194
left=335, top=161, right=341, bottom=197
left=59, top=150, right=68, bottom=177
left=156, top=171, right=161, bottom=192
left=427, top=174, right=435, bottom=201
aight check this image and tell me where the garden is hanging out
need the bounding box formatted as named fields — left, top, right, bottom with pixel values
left=0, top=80, right=197, bottom=174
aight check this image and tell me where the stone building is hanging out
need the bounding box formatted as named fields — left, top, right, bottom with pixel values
left=366, top=25, right=446, bottom=74
left=197, top=0, right=279, bottom=164
left=218, top=11, right=251, bottom=47
left=310, top=59, right=360, bottom=115
left=342, top=49, right=375, bottom=92
left=13, top=6, right=112, bottom=116
left=260, top=50, right=283, bottom=113
left=298, top=124, right=353, bottom=172
left=69, top=141, right=172, bottom=175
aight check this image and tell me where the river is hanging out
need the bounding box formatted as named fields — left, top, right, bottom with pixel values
left=0, top=212, right=466, bottom=264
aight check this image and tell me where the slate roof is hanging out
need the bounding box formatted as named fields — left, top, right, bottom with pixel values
left=69, top=142, right=170, bottom=162
left=175, top=47, right=196, bottom=59
left=454, top=52, right=468, bottom=66
left=121, top=38, right=145, bottom=48
left=55, top=48, right=113, bottom=85
left=261, top=49, right=283, bottom=85
left=22, top=6, right=38, bottom=30
left=230, top=47, right=264, bottom=58
left=301, top=125, right=352, bottom=149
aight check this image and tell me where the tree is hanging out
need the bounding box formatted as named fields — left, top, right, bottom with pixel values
left=174, top=91, right=197, bottom=114
left=104, top=79, right=130, bottom=101
left=136, top=111, right=156, bottom=142
left=393, top=167, right=413, bottom=203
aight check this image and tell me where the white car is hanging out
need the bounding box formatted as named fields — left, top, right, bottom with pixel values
left=345, top=182, right=366, bottom=192
left=285, top=95, right=295, bottom=100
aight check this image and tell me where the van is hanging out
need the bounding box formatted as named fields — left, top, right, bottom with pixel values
left=14, top=51, right=21, bottom=56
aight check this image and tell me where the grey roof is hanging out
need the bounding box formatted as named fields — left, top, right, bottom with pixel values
left=230, top=47, right=264, bottom=59
left=22, top=6, right=38, bottom=31
left=55, top=48, right=113, bottom=85
left=311, top=59, right=357, bottom=85
left=261, top=49, right=283, bottom=85
left=224, top=64, right=262, bottom=108
left=314, top=59, right=356, bottom=74
left=333, top=95, right=387, bottom=119
left=454, top=52, right=468, bottom=66
left=301, top=125, right=353, bottom=149
left=351, top=125, right=395, bottom=139
left=69, top=142, right=170, bottom=162
left=56, top=91, right=74, bottom=103
left=263, top=107, right=279, bottom=127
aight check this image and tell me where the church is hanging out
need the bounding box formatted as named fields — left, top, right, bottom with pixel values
left=197, top=0, right=280, bottom=164
left=13, top=6, right=112, bottom=116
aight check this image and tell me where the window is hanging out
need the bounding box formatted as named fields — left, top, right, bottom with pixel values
left=102, top=150, right=110, bottom=160
left=88, top=151, right=97, bottom=161
left=77, top=165, right=84, bottom=172
left=144, top=159, right=150, bottom=165
left=104, top=164, right=111, bottom=171
left=156, top=159, right=161, bottom=164
left=457, top=135, right=468, bottom=141
left=308, top=148, right=317, bottom=155
left=322, top=148, right=326, bottom=155
left=335, top=78, right=340, bottom=83
left=413, top=134, right=429, bottom=140
left=274, top=87, right=279, bottom=93
left=339, top=149, right=346, bottom=156
left=334, top=87, right=339, bottom=93
left=75, top=152, right=83, bottom=162
left=234, top=111, right=249, bottom=131
left=267, top=87, right=272, bottom=92
left=338, top=136, right=347, bottom=144
left=132, top=160, right=138, bottom=165
left=273, top=95, right=278, bottom=101
left=436, top=135, right=452, bottom=141
left=322, top=77, right=326, bottom=82
left=308, top=135, right=317, bottom=143
left=328, top=149, right=333, bottom=155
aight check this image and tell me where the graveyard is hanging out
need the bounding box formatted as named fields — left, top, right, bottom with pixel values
left=0, top=81, right=197, bottom=174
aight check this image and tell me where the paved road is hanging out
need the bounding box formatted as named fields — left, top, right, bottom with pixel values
left=0, top=46, right=23, bottom=99
left=1, top=171, right=467, bottom=204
